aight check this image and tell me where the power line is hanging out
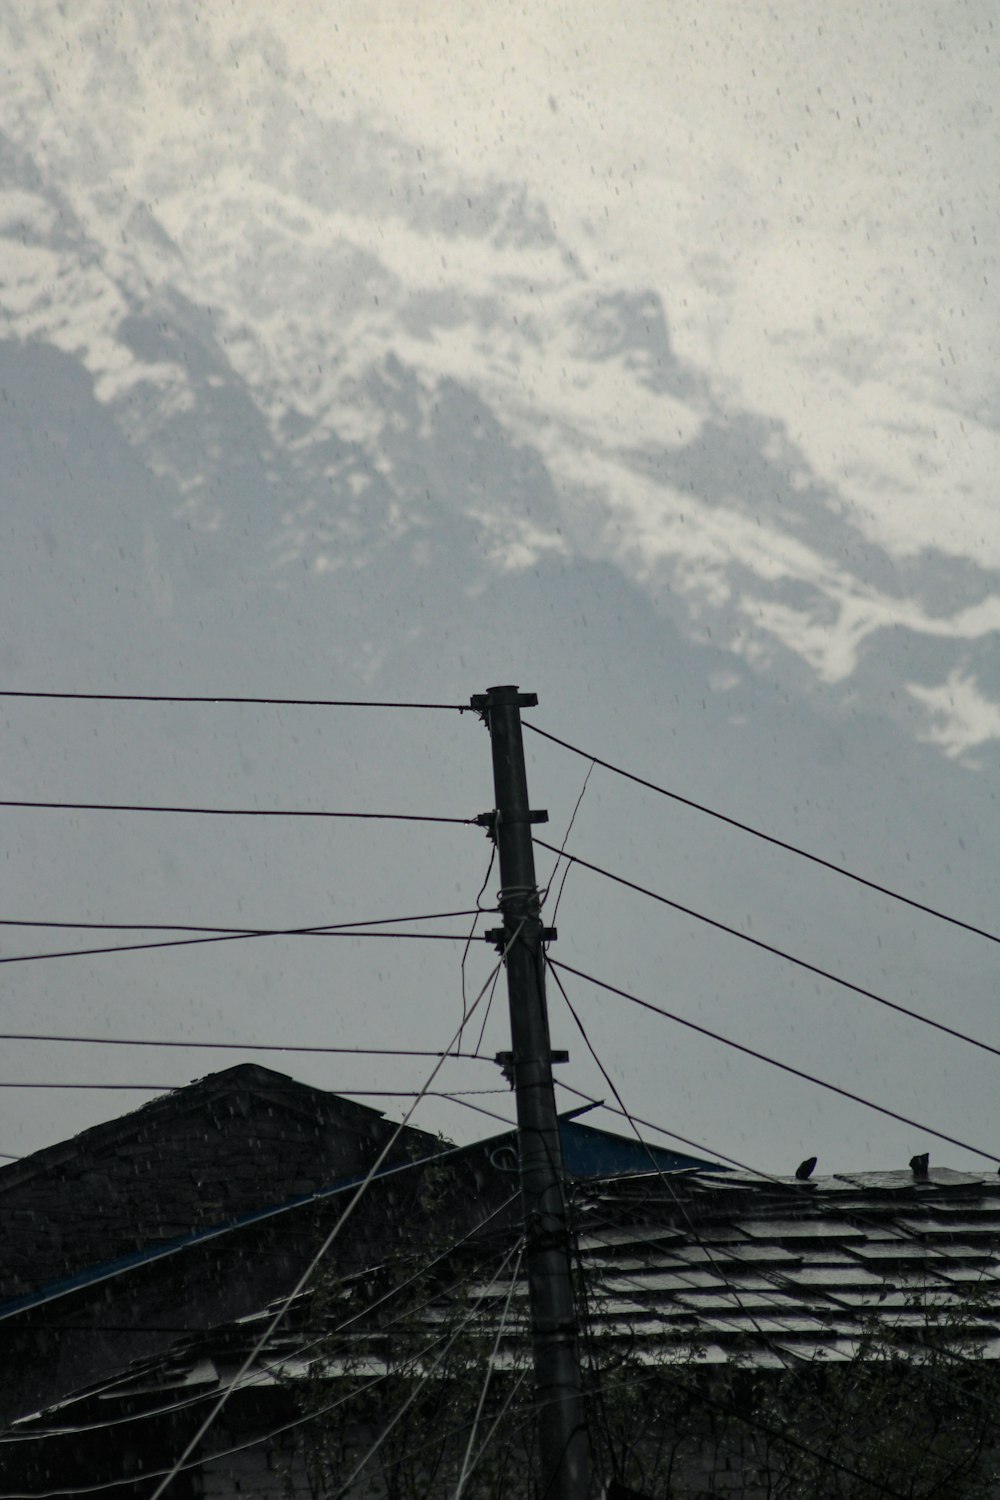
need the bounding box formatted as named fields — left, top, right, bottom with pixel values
left=0, top=1032, right=492, bottom=1059
left=0, top=798, right=471, bottom=823
left=327, top=1239, right=526, bottom=1500
left=454, top=1245, right=524, bottom=1500
left=0, top=691, right=467, bottom=710
left=534, top=838, right=1000, bottom=1063
left=0, top=908, right=487, bottom=933
left=0, top=1240, right=525, bottom=1500
left=0, top=908, right=493, bottom=965
left=0, top=929, right=483, bottom=965
left=0, top=1084, right=509, bottom=1098
left=143, top=947, right=512, bottom=1500
left=525, top=722, right=1000, bottom=947
left=548, top=957, right=1000, bottom=1167
left=553, top=1079, right=1000, bottom=1298
left=0, top=1193, right=525, bottom=1440
left=550, top=962, right=809, bottom=1382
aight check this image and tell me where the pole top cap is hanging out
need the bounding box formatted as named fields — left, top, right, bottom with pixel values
left=471, top=687, right=539, bottom=710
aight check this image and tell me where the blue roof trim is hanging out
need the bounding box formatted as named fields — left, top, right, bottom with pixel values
left=0, top=1116, right=724, bottom=1323
left=559, top=1119, right=726, bottom=1179
left=0, top=1142, right=464, bottom=1324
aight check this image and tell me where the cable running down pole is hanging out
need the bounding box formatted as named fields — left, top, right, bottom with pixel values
left=471, top=684, right=590, bottom=1500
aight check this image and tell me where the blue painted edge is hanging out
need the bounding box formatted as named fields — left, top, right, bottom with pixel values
left=0, top=1114, right=723, bottom=1323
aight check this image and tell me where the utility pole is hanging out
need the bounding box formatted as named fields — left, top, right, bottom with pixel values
left=471, top=685, right=590, bottom=1500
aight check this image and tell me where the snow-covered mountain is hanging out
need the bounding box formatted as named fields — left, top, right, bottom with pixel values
left=2, top=0, right=997, bottom=762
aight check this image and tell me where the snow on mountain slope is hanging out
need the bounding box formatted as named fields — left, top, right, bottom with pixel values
left=1, top=0, right=997, bottom=761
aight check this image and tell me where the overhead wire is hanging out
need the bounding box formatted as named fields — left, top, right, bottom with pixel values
left=0, top=1032, right=493, bottom=1059
left=143, top=935, right=516, bottom=1500
left=0, top=691, right=467, bottom=710
left=535, top=839, right=1000, bottom=1063
left=0, top=908, right=486, bottom=933
left=0, top=925, right=491, bottom=966
left=0, top=798, right=471, bottom=823
left=552, top=1084, right=1000, bottom=1292
left=453, top=1369, right=530, bottom=1494
left=549, top=958, right=1000, bottom=1166
left=471, top=961, right=504, bottom=1060
left=1, top=1190, right=525, bottom=1444
left=547, top=967, right=1000, bottom=1455
left=0, top=1084, right=512, bottom=1099
left=525, top=721, right=1000, bottom=947
left=539, top=758, right=595, bottom=921
left=458, top=841, right=498, bottom=1050
left=328, top=1236, right=526, bottom=1500
left=453, top=1244, right=524, bottom=1500
left=549, top=961, right=806, bottom=1381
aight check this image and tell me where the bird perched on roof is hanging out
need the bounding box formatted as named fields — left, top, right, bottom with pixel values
left=910, top=1152, right=930, bottom=1180
left=795, top=1156, right=817, bottom=1180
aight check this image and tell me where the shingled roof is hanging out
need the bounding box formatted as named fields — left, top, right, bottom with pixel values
left=17, top=1161, right=999, bottom=1416
left=7, top=1151, right=1000, bottom=1499
left=0, top=1064, right=436, bottom=1305
left=568, top=1163, right=1000, bottom=1366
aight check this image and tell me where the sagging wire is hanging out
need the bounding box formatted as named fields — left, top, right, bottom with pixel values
left=143, top=944, right=516, bottom=1500
left=458, top=839, right=498, bottom=1049
left=524, top=720, right=1000, bottom=948
left=539, top=759, right=595, bottom=923
left=548, top=957, right=1000, bottom=1167
left=453, top=1244, right=525, bottom=1499
left=328, top=1237, right=526, bottom=1500
left=1, top=1192, right=524, bottom=1444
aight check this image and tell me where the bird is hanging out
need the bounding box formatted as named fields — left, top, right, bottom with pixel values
left=910, top=1152, right=930, bottom=1180
left=795, top=1156, right=817, bottom=1180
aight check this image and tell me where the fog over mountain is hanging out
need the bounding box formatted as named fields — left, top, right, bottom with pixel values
left=0, top=2, right=996, bottom=1175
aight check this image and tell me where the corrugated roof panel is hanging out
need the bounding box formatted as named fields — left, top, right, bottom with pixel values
left=579, top=1254, right=666, bottom=1272
left=772, top=1338, right=862, bottom=1362
left=698, top=1313, right=829, bottom=1335
left=897, top=1217, right=1000, bottom=1236
left=847, top=1242, right=988, bottom=1262
left=789, top=1264, right=886, bottom=1285
left=672, top=1290, right=807, bottom=1313
left=735, top=1219, right=864, bottom=1241
left=834, top=1171, right=984, bottom=1189
left=828, top=1289, right=998, bottom=1316
left=590, top=1268, right=727, bottom=1292
left=576, top=1226, right=684, bottom=1252
left=698, top=1243, right=804, bottom=1265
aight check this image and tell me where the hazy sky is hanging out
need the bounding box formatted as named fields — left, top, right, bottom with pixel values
left=0, top=0, right=997, bottom=1180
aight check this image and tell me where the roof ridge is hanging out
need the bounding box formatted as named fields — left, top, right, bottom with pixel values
left=0, top=1063, right=391, bottom=1194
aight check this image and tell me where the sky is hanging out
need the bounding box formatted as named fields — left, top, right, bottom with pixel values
left=0, top=0, right=997, bottom=1180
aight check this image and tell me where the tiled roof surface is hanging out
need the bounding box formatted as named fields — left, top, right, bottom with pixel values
left=565, top=1165, right=1000, bottom=1366
left=0, top=1065, right=437, bottom=1302
left=15, top=1163, right=1000, bottom=1434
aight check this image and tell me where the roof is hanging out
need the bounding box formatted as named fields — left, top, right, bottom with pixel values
left=0, top=1065, right=438, bottom=1304
left=452, top=1106, right=726, bottom=1181
left=0, top=1063, right=393, bottom=1195
left=572, top=1164, right=1000, bottom=1366
left=16, top=1161, right=999, bottom=1436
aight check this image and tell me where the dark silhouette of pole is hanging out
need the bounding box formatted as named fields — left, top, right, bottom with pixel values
left=471, top=684, right=590, bottom=1500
